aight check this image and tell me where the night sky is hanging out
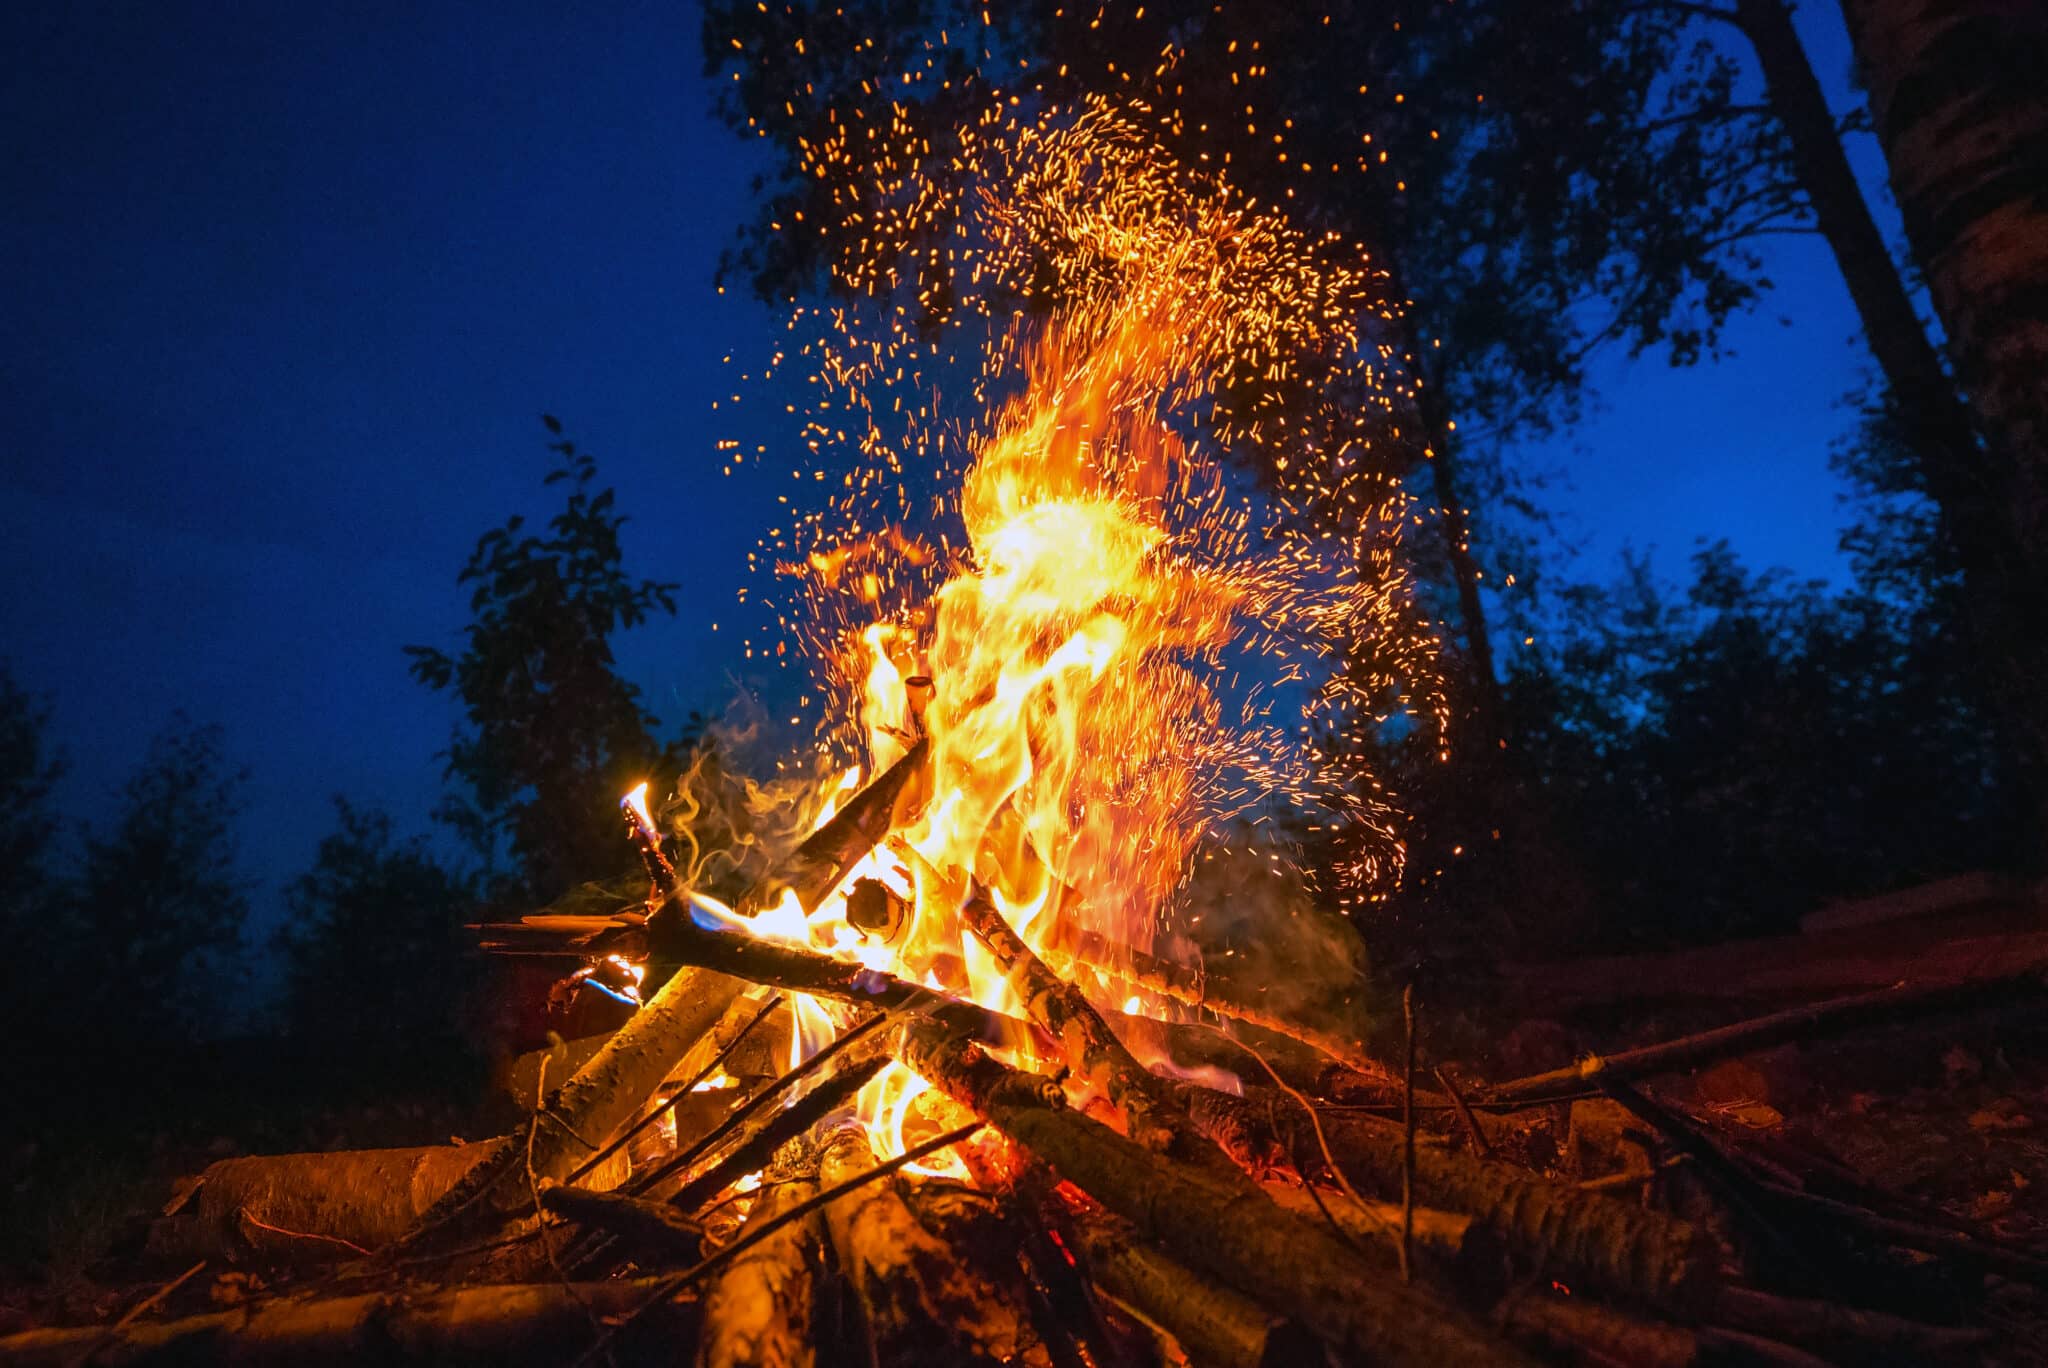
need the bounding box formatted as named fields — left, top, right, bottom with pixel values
left=2, top=2, right=1896, bottom=927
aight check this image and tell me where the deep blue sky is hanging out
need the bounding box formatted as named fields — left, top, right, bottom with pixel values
left=1, top=2, right=1894, bottom=919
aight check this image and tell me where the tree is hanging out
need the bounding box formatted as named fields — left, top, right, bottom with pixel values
left=407, top=419, right=680, bottom=905
left=1836, top=0, right=2048, bottom=813
left=74, top=718, right=250, bottom=1046
left=276, top=798, right=477, bottom=1052
left=0, top=663, right=62, bottom=938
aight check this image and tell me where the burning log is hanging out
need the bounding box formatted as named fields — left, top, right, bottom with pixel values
left=697, top=1174, right=826, bottom=1368
left=957, top=884, right=1210, bottom=1159
left=734, top=738, right=928, bottom=918
left=144, top=1143, right=621, bottom=1269
left=816, top=1120, right=1049, bottom=1366
left=1172, top=1079, right=1716, bottom=1308
left=0, top=1279, right=698, bottom=1367
left=901, top=1023, right=1537, bottom=1368
left=392, top=962, right=745, bottom=1251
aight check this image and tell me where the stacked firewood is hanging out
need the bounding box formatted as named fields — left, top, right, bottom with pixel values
left=6, top=781, right=2039, bottom=1366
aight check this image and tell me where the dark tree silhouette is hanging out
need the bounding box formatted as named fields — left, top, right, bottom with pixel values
left=74, top=718, right=250, bottom=1046
left=275, top=798, right=478, bottom=1052
left=407, top=418, right=680, bottom=905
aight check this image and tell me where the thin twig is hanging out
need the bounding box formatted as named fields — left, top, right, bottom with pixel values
left=565, top=993, right=781, bottom=1184
left=68, top=1259, right=206, bottom=1368
left=1238, top=1034, right=1396, bottom=1239
left=1400, top=984, right=1416, bottom=1285
left=1433, top=1066, right=1491, bottom=1160
left=570, top=1121, right=985, bottom=1368
left=628, top=1008, right=892, bottom=1198
left=529, top=1059, right=602, bottom=1342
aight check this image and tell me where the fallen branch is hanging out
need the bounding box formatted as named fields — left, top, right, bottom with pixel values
left=1481, top=974, right=2047, bottom=1108
left=1754, top=1179, right=2048, bottom=1286
left=663, top=1055, right=892, bottom=1212
left=0, top=1279, right=698, bottom=1367
left=901, top=1022, right=1536, bottom=1368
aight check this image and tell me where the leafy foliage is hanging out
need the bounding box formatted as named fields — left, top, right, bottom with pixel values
left=1491, top=541, right=2021, bottom=949
left=73, top=718, right=251, bottom=1045
left=275, top=798, right=478, bottom=1050
left=407, top=418, right=680, bottom=904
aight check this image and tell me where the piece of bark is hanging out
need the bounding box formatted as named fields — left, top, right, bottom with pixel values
left=901, top=1024, right=1535, bottom=1368
left=143, top=1143, right=626, bottom=1269
left=817, top=1121, right=1049, bottom=1367
left=1482, top=974, right=2045, bottom=1108
left=697, top=1177, right=825, bottom=1368
left=390, top=964, right=744, bottom=1251
left=1176, top=1081, right=1715, bottom=1308
left=0, top=1279, right=697, bottom=1367
left=1057, top=1190, right=1322, bottom=1368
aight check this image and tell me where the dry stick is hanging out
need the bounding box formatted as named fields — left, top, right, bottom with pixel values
left=569, top=1122, right=985, bottom=1368
left=65, top=1260, right=206, bottom=1368
left=1231, top=1035, right=1392, bottom=1242
left=1401, top=984, right=1416, bottom=1285
left=388, top=962, right=744, bottom=1253
left=1596, top=1076, right=1828, bottom=1286
left=629, top=1011, right=894, bottom=1199
left=956, top=884, right=1211, bottom=1160
left=1752, top=1178, right=2048, bottom=1286
left=665, top=1055, right=893, bottom=1213
left=1481, top=972, right=2045, bottom=1108
left=900, top=1022, right=1535, bottom=1368
left=1435, top=1066, right=1493, bottom=1159
left=565, top=992, right=781, bottom=1186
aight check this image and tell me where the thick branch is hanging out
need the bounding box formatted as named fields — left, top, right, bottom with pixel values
left=901, top=1023, right=1533, bottom=1368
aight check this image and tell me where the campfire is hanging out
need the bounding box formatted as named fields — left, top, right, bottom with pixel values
left=12, top=93, right=2037, bottom=1368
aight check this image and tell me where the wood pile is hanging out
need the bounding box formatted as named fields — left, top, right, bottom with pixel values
left=7, top=786, right=2041, bottom=1366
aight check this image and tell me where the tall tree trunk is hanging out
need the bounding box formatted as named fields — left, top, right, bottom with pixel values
left=1736, top=0, right=2048, bottom=809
